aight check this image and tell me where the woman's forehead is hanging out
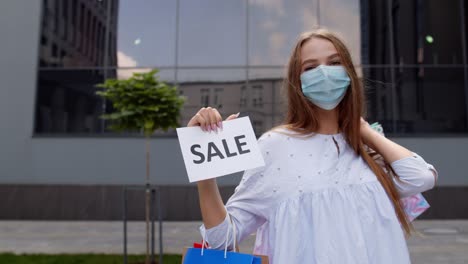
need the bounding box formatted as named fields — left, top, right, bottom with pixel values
left=301, top=38, right=338, bottom=62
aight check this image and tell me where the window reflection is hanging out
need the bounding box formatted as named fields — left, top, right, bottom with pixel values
left=247, top=68, right=286, bottom=134
left=113, top=0, right=177, bottom=67
left=396, top=67, right=466, bottom=133
left=103, top=68, right=177, bottom=135
left=35, top=69, right=106, bottom=134
left=35, top=0, right=467, bottom=135
left=362, top=0, right=466, bottom=133
left=178, top=0, right=247, bottom=66
left=320, top=0, right=361, bottom=66
left=363, top=66, right=467, bottom=134
left=177, top=69, right=246, bottom=128
left=39, top=0, right=116, bottom=68
left=249, top=0, right=316, bottom=66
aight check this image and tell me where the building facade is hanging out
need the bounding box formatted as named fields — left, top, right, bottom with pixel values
left=0, top=0, right=467, bottom=220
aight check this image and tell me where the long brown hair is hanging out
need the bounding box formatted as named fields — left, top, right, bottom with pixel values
left=274, top=29, right=413, bottom=236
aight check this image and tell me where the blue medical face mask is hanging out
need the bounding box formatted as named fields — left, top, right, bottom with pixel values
left=300, top=65, right=351, bottom=110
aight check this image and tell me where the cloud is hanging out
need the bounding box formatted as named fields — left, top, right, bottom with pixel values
left=301, top=7, right=318, bottom=31
left=250, top=55, right=263, bottom=65
left=117, top=50, right=138, bottom=67
left=260, top=19, right=278, bottom=31
left=269, top=32, right=287, bottom=64
left=249, top=0, right=285, bottom=16
left=117, top=50, right=151, bottom=79
left=318, top=0, right=361, bottom=66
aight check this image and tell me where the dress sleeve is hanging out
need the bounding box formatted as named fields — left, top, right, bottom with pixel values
left=199, top=137, right=271, bottom=250
left=390, top=152, right=438, bottom=198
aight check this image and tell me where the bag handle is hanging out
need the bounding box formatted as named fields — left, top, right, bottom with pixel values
left=231, top=214, right=237, bottom=253
left=200, top=213, right=238, bottom=259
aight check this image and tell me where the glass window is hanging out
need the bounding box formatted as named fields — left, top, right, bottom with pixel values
left=112, top=0, right=177, bottom=67
left=248, top=0, right=318, bottom=66
left=35, top=69, right=106, bottom=134
left=213, top=88, right=224, bottom=109
left=178, top=0, right=247, bottom=66
left=360, top=0, right=388, bottom=65
left=240, top=85, right=247, bottom=108
left=320, top=0, right=361, bottom=66
left=393, top=0, right=463, bottom=65
left=420, top=0, right=462, bottom=65
left=364, top=0, right=463, bottom=66
left=247, top=67, right=285, bottom=133
left=252, top=120, right=264, bottom=136
left=362, top=67, right=396, bottom=132
left=251, top=85, right=264, bottom=108
left=102, top=68, right=178, bottom=135
left=39, top=0, right=110, bottom=68
left=363, top=66, right=467, bottom=134
left=177, top=69, right=246, bottom=127
left=395, top=67, right=466, bottom=133
left=362, top=0, right=467, bottom=134
left=111, top=68, right=175, bottom=84
left=200, top=88, right=210, bottom=107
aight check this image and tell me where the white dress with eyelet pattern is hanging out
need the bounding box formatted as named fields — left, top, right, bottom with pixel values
left=199, top=127, right=438, bottom=264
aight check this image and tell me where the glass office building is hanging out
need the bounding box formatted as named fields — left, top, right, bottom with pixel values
left=0, top=0, right=467, bottom=220
left=35, top=0, right=362, bottom=136
left=34, top=0, right=467, bottom=136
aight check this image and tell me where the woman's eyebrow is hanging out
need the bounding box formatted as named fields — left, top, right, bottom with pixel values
left=302, top=54, right=340, bottom=66
left=301, top=59, right=318, bottom=66
left=328, top=53, right=340, bottom=60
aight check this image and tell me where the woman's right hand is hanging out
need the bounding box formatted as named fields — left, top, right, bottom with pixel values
left=188, top=108, right=239, bottom=228
left=187, top=107, right=240, bottom=132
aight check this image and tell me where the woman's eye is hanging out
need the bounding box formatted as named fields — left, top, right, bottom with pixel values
left=330, top=61, right=341, bottom=65
left=304, top=66, right=316, bottom=71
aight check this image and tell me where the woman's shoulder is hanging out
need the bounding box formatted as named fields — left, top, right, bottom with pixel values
left=259, top=125, right=314, bottom=141
left=258, top=125, right=293, bottom=143
left=256, top=125, right=313, bottom=152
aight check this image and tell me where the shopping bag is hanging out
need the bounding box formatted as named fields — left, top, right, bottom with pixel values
left=182, top=247, right=264, bottom=264
left=400, top=192, right=430, bottom=221
left=182, top=214, right=269, bottom=263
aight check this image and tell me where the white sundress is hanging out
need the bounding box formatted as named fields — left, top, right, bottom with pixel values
left=200, top=127, right=438, bottom=264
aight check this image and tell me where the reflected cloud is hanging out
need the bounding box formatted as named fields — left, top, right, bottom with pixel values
left=117, top=68, right=152, bottom=80
left=249, top=0, right=360, bottom=69
left=261, top=19, right=278, bottom=31
left=301, top=7, right=319, bottom=31
left=319, top=0, right=361, bottom=66
left=117, top=50, right=138, bottom=67
left=249, top=0, right=285, bottom=17
left=116, top=50, right=151, bottom=79
left=269, top=32, right=287, bottom=64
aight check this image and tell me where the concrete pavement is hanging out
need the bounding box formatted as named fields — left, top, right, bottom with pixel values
left=0, top=220, right=467, bottom=263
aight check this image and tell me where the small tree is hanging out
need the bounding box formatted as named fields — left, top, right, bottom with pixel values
left=96, top=69, right=185, bottom=264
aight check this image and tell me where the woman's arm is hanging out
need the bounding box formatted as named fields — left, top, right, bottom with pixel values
left=360, top=118, right=438, bottom=196
left=200, top=164, right=268, bottom=250
left=197, top=179, right=227, bottom=228
left=360, top=118, right=413, bottom=163
left=187, top=107, right=239, bottom=229
left=188, top=107, right=267, bottom=249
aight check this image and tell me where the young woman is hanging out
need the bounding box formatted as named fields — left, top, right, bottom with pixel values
left=186, top=29, right=438, bottom=264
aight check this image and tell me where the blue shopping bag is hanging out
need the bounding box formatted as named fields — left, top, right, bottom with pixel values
left=183, top=247, right=263, bottom=264
left=182, top=214, right=268, bottom=263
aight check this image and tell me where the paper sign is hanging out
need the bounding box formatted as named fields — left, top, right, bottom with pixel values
left=176, top=116, right=265, bottom=182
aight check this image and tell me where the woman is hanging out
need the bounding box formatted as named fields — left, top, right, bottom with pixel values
left=186, top=29, right=438, bottom=263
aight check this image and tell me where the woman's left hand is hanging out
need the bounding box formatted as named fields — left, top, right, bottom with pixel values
left=360, top=117, right=375, bottom=145
left=360, top=117, right=413, bottom=162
